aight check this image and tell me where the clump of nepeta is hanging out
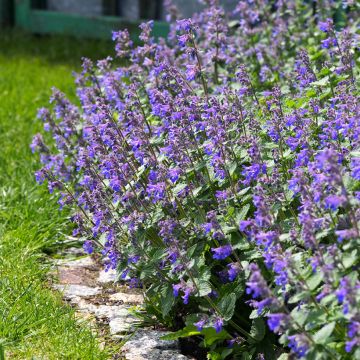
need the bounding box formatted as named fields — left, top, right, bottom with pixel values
left=32, top=1, right=360, bottom=358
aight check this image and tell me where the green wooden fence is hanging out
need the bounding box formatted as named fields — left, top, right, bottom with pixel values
left=7, top=0, right=169, bottom=40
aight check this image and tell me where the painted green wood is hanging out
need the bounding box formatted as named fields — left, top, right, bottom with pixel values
left=15, top=0, right=31, bottom=28
left=0, top=0, right=9, bottom=26
left=15, top=8, right=169, bottom=40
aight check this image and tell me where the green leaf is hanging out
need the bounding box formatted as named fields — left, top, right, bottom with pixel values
left=313, top=322, right=336, bottom=344
left=217, top=293, right=237, bottom=321
left=173, top=183, right=188, bottom=195
left=307, top=272, right=323, bottom=291
left=312, top=76, right=329, bottom=87
left=342, top=249, right=357, bottom=269
left=160, top=325, right=200, bottom=341
left=196, top=281, right=212, bottom=297
left=201, top=327, right=230, bottom=346
left=288, top=291, right=309, bottom=304
left=221, top=348, right=233, bottom=359
left=291, top=307, right=309, bottom=327
left=160, top=284, right=175, bottom=317
left=207, top=351, right=222, bottom=360
left=249, top=309, right=260, bottom=319
left=250, top=318, right=266, bottom=342
left=235, top=204, right=251, bottom=223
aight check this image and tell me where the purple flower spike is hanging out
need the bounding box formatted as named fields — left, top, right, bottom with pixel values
left=213, top=317, right=224, bottom=333
left=194, top=318, right=207, bottom=332
left=211, top=245, right=232, bottom=260
left=173, top=283, right=182, bottom=297
left=83, top=240, right=93, bottom=254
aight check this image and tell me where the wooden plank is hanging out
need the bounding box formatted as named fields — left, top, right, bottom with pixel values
left=0, top=0, right=11, bottom=26
left=15, top=0, right=31, bottom=28
left=18, top=9, right=169, bottom=40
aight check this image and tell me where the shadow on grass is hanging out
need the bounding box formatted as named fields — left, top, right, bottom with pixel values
left=0, top=29, right=115, bottom=67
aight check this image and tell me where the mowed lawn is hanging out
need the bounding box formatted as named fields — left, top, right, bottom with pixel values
left=0, top=31, right=114, bottom=359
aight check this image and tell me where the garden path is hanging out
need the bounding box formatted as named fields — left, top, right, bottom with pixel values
left=51, top=246, right=192, bottom=359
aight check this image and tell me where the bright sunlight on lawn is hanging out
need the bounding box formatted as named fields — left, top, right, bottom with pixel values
left=0, top=31, right=113, bottom=359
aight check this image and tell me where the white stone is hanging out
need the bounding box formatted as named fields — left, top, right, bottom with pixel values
left=97, top=268, right=117, bottom=284
left=124, top=349, right=189, bottom=360
left=109, top=309, right=140, bottom=334
left=121, top=329, right=191, bottom=359
left=53, top=284, right=101, bottom=299
left=54, top=256, right=95, bottom=268
left=109, top=292, right=143, bottom=305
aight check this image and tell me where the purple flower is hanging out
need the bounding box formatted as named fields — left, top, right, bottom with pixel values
left=213, top=317, right=224, bottom=333
left=215, top=190, right=228, bottom=201
left=194, top=318, right=207, bottom=331
left=83, top=240, right=93, bottom=254
left=324, top=195, right=346, bottom=211
left=346, top=321, right=360, bottom=352
left=335, top=229, right=357, bottom=242
left=239, top=220, right=252, bottom=233
left=227, top=262, right=241, bottom=281
left=267, top=313, right=289, bottom=334
left=211, top=245, right=232, bottom=260
left=242, top=164, right=266, bottom=185
left=288, top=334, right=309, bottom=358
left=168, top=168, right=181, bottom=183
left=202, top=222, right=212, bottom=234
left=176, top=18, right=192, bottom=32
left=318, top=20, right=332, bottom=33
left=182, top=287, right=192, bottom=304
left=173, top=283, right=182, bottom=297
left=185, top=64, right=199, bottom=81
left=351, top=158, right=360, bottom=180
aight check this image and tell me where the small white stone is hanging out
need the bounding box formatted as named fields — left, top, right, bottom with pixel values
left=109, top=309, right=139, bottom=334
left=54, top=256, right=96, bottom=268
left=97, top=268, right=117, bottom=284
left=53, top=284, right=101, bottom=299
left=121, top=330, right=191, bottom=359
left=109, top=292, right=143, bottom=305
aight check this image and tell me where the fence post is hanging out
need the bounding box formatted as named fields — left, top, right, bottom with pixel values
left=0, top=0, right=11, bottom=27
left=15, top=0, right=31, bottom=30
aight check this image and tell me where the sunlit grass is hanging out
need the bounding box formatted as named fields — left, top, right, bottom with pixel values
left=0, top=31, right=114, bottom=359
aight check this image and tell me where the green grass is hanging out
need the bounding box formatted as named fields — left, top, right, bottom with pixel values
left=0, top=31, right=115, bottom=359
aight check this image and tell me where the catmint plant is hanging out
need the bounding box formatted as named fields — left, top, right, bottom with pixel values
left=32, top=1, right=360, bottom=358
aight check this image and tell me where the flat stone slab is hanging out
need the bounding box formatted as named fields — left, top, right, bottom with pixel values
left=109, top=292, right=143, bottom=305
left=97, top=268, right=117, bottom=284
left=54, top=256, right=96, bottom=268
left=124, top=348, right=190, bottom=360
left=121, top=330, right=188, bottom=360
left=56, top=246, right=85, bottom=257
left=74, top=298, right=134, bottom=320
left=56, top=266, right=98, bottom=286
left=109, top=308, right=140, bottom=334
left=53, top=284, right=101, bottom=299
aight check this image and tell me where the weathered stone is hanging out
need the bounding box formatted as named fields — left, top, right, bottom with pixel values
left=54, top=256, right=96, bottom=268
left=124, top=349, right=189, bottom=360
left=109, top=292, right=143, bottom=305
left=56, top=266, right=98, bottom=286
left=53, top=284, right=101, bottom=299
left=109, top=308, right=140, bottom=334
left=97, top=268, right=117, bottom=284
left=74, top=298, right=134, bottom=321
left=56, top=246, right=85, bottom=257
left=121, top=330, right=188, bottom=360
